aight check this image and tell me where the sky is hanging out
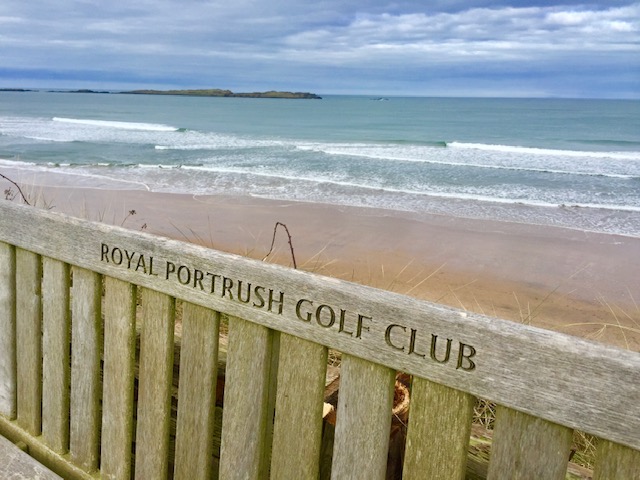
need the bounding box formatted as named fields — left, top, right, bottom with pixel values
left=0, top=1, right=638, bottom=98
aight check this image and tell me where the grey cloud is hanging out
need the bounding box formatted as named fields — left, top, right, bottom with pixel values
left=0, top=0, right=638, bottom=97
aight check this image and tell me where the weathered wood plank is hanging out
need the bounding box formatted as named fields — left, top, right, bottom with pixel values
left=41, top=258, right=71, bottom=454
left=15, top=248, right=42, bottom=436
left=2, top=201, right=640, bottom=451
left=487, top=406, right=574, bottom=480
left=173, top=302, right=220, bottom=479
left=0, top=242, right=16, bottom=418
left=593, top=439, right=640, bottom=480
left=330, top=355, right=395, bottom=480
left=101, top=277, right=137, bottom=480
left=403, top=377, right=474, bottom=479
left=219, top=316, right=277, bottom=480
left=270, top=334, right=328, bottom=479
left=0, top=434, right=62, bottom=479
left=134, top=288, right=175, bottom=480
left=69, top=267, right=102, bottom=471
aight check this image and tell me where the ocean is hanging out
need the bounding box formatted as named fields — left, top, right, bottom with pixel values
left=1, top=91, right=639, bottom=237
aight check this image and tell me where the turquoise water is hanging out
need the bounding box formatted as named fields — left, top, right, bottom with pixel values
left=1, top=91, right=639, bottom=236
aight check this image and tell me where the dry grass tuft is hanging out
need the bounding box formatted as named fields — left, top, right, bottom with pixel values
left=571, top=431, right=598, bottom=470
left=473, top=398, right=497, bottom=431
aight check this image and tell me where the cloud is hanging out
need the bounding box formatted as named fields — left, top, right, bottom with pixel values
left=0, top=1, right=638, bottom=97
left=283, top=5, right=638, bottom=60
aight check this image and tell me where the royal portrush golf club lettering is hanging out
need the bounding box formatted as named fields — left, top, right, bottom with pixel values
left=101, top=242, right=477, bottom=371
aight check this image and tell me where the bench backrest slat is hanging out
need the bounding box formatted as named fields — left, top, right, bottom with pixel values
left=134, top=288, right=175, bottom=479
left=0, top=242, right=16, bottom=419
left=331, top=355, right=396, bottom=479
left=16, top=248, right=42, bottom=436
left=101, top=277, right=137, bottom=480
left=487, top=406, right=574, bottom=479
left=403, top=377, right=474, bottom=479
left=220, top=316, right=278, bottom=479
left=594, top=440, right=640, bottom=480
left=42, top=258, right=70, bottom=454
left=173, top=302, right=220, bottom=478
left=270, top=334, right=328, bottom=479
left=69, top=267, right=102, bottom=470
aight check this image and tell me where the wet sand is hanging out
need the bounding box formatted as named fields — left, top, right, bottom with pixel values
left=3, top=173, right=640, bottom=350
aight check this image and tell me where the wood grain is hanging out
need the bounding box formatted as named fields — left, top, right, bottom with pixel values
left=69, top=267, right=102, bottom=471
left=41, top=258, right=71, bottom=454
left=134, top=288, right=175, bottom=480
left=15, top=248, right=42, bottom=436
left=487, top=406, right=573, bottom=479
left=403, top=377, right=474, bottom=479
left=173, top=302, right=220, bottom=479
left=593, top=439, right=640, bottom=480
left=219, top=316, right=277, bottom=480
left=100, top=277, right=137, bottom=480
left=270, top=334, right=328, bottom=479
left=330, top=354, right=395, bottom=480
left=0, top=242, right=16, bottom=418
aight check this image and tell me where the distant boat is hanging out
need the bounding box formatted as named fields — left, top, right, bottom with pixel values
left=371, top=97, right=389, bottom=101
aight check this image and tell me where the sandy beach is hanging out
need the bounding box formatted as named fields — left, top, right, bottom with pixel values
left=3, top=171, right=640, bottom=351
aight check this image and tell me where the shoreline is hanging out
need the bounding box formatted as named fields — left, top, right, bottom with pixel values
left=3, top=174, right=640, bottom=351
left=1, top=160, right=639, bottom=239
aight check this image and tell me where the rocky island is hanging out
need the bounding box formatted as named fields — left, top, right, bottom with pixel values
left=121, top=89, right=322, bottom=99
left=1, top=88, right=321, bottom=99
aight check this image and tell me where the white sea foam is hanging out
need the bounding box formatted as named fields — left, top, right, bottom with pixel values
left=154, top=136, right=285, bottom=151
left=24, top=136, right=70, bottom=142
left=53, top=117, right=178, bottom=132
left=294, top=142, right=640, bottom=179
left=0, top=158, right=36, bottom=167
left=447, top=142, right=640, bottom=161
left=173, top=164, right=640, bottom=213
left=155, top=144, right=226, bottom=151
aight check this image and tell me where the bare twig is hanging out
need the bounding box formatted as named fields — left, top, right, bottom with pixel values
left=0, top=173, right=31, bottom=205
left=263, top=222, right=297, bottom=269
left=120, top=209, right=137, bottom=226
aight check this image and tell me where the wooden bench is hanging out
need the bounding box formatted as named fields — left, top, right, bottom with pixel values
left=0, top=200, right=638, bottom=479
